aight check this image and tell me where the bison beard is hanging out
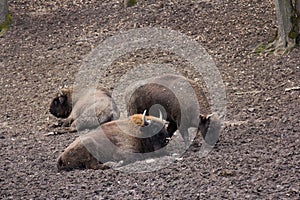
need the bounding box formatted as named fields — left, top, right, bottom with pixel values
left=56, top=113, right=169, bottom=171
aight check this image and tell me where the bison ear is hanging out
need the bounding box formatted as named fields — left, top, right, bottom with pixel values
left=199, top=113, right=214, bottom=123
left=199, top=114, right=208, bottom=123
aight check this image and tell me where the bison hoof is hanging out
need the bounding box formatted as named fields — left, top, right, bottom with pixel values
left=104, top=160, right=124, bottom=168
left=49, top=120, right=63, bottom=128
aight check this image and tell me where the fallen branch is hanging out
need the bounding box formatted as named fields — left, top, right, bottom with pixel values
left=44, top=128, right=77, bottom=136
left=285, top=86, right=300, bottom=92
left=44, top=131, right=65, bottom=136
left=234, top=90, right=263, bottom=95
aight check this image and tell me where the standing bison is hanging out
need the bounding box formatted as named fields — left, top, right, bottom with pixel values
left=49, top=86, right=120, bottom=132
left=126, top=74, right=220, bottom=147
left=57, top=111, right=169, bottom=171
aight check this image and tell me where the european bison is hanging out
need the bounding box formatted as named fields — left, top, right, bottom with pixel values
left=57, top=111, right=170, bottom=171
left=126, top=74, right=220, bottom=147
left=49, top=86, right=120, bottom=132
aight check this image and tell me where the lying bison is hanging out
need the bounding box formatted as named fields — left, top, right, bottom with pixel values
left=57, top=111, right=170, bottom=171
left=127, top=74, right=220, bottom=147
left=49, top=86, right=120, bottom=132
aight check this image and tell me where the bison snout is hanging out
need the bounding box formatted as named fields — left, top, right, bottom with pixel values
left=56, top=156, right=74, bottom=171
left=57, top=157, right=63, bottom=171
left=57, top=156, right=68, bottom=171
left=49, top=107, right=56, bottom=116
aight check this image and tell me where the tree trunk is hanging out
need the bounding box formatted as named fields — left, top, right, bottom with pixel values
left=255, top=0, right=299, bottom=55
left=296, top=0, right=300, bottom=16
left=0, top=0, right=8, bottom=24
left=296, top=0, right=300, bottom=36
left=273, top=0, right=297, bottom=54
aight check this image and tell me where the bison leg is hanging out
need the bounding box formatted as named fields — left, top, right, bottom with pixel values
left=85, top=159, right=110, bottom=170
left=49, top=119, right=64, bottom=128
left=71, top=117, right=100, bottom=131
left=178, top=127, right=190, bottom=148
left=63, top=117, right=74, bottom=127
left=166, top=121, right=177, bottom=137
left=103, top=160, right=125, bottom=168
left=168, top=121, right=191, bottom=148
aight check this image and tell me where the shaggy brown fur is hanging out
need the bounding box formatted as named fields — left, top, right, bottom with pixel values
left=49, top=86, right=120, bottom=132
left=127, top=74, right=220, bottom=146
left=56, top=114, right=169, bottom=171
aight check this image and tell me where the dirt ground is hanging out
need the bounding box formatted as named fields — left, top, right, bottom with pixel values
left=1, top=0, right=299, bottom=199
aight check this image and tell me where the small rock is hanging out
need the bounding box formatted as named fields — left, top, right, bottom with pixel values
left=248, top=108, right=255, bottom=112
left=219, top=169, right=235, bottom=177
left=145, top=159, right=155, bottom=163
left=45, top=132, right=55, bottom=136
left=175, top=157, right=183, bottom=161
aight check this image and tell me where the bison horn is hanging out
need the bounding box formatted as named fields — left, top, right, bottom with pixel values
left=158, top=109, right=163, bottom=121
left=57, top=88, right=63, bottom=96
left=142, top=110, right=151, bottom=126
left=206, top=113, right=214, bottom=119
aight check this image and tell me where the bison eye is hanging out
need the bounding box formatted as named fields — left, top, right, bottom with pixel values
left=53, top=99, right=59, bottom=106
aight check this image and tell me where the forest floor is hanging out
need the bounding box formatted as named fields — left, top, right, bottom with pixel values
left=0, top=0, right=299, bottom=199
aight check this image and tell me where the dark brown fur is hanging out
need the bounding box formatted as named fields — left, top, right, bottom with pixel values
left=49, top=87, right=120, bottom=132
left=56, top=114, right=169, bottom=171
left=127, top=74, right=217, bottom=146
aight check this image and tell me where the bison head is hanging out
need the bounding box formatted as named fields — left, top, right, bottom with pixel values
left=198, top=114, right=221, bottom=146
left=49, top=88, right=72, bottom=118
left=137, top=110, right=170, bottom=152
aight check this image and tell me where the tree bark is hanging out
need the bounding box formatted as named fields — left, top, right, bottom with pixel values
left=0, top=0, right=8, bottom=24
left=296, top=0, right=300, bottom=16
left=273, top=0, right=296, bottom=54
left=255, top=0, right=299, bottom=55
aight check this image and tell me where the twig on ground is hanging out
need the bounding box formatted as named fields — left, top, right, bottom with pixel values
left=285, top=86, right=300, bottom=92
left=272, top=82, right=287, bottom=90
left=234, top=90, right=263, bottom=95
left=44, top=131, right=64, bottom=136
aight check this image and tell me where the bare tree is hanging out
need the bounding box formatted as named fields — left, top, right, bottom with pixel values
left=0, top=0, right=8, bottom=24
left=255, top=0, right=300, bottom=55
left=297, top=0, right=300, bottom=15
left=0, top=0, right=11, bottom=34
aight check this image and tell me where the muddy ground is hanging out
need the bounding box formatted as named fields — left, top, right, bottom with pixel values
left=0, top=0, right=299, bottom=199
